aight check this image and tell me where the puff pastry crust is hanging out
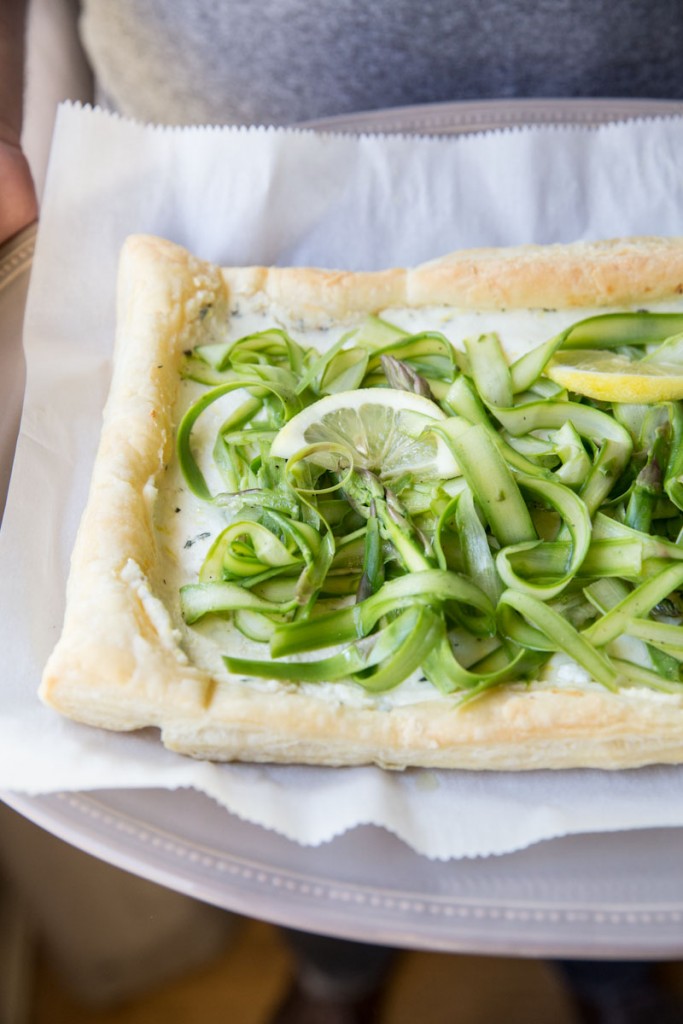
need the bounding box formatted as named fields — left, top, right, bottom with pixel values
left=40, top=234, right=683, bottom=769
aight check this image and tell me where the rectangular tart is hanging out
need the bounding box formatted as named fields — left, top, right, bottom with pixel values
left=40, top=234, right=683, bottom=769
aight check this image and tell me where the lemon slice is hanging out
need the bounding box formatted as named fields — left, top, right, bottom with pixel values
left=546, top=350, right=683, bottom=403
left=270, top=387, right=459, bottom=479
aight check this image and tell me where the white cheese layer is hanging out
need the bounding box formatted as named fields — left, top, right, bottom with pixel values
left=153, top=295, right=683, bottom=709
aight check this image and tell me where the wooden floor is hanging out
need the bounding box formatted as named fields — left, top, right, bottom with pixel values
left=31, top=915, right=584, bottom=1024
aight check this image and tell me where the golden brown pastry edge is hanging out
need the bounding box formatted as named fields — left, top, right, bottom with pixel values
left=40, top=233, right=683, bottom=768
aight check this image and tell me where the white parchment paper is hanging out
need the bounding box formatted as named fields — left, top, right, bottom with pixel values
left=4, top=103, right=683, bottom=860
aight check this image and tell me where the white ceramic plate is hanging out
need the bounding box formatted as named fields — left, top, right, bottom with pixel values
left=5, top=786, right=683, bottom=958
left=303, top=97, right=683, bottom=135
left=5, top=100, right=683, bottom=958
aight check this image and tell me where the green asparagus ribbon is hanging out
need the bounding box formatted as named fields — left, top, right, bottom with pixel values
left=174, top=311, right=683, bottom=697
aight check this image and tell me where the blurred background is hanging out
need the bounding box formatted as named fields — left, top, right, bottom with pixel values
left=1, top=802, right=588, bottom=1024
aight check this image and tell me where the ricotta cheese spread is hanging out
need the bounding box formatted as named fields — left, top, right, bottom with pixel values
left=152, top=294, right=683, bottom=710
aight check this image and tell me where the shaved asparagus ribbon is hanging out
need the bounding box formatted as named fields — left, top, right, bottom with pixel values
left=176, top=311, right=683, bottom=697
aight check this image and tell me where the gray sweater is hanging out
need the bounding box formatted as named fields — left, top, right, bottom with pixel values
left=79, top=0, right=683, bottom=126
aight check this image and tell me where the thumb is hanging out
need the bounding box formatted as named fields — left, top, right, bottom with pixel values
left=0, top=140, right=38, bottom=246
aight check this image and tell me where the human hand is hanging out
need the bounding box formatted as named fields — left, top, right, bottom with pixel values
left=0, top=133, right=37, bottom=246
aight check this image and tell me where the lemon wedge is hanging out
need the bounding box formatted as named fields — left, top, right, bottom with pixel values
left=546, top=350, right=683, bottom=404
left=270, top=387, right=459, bottom=479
